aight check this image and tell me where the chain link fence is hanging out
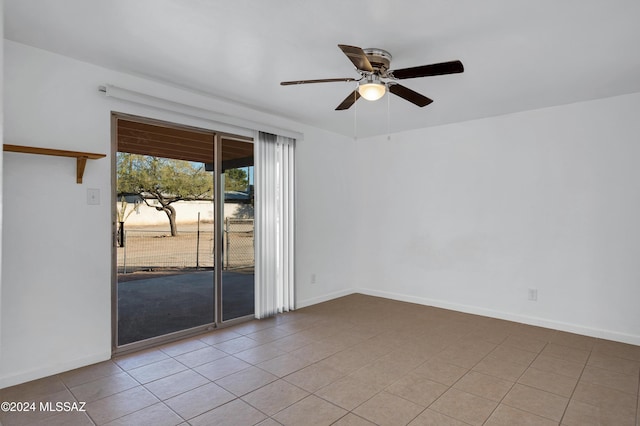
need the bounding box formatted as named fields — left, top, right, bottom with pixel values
left=117, top=219, right=254, bottom=274
left=224, top=218, right=255, bottom=271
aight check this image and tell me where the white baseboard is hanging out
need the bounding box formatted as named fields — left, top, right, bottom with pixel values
left=0, top=351, right=112, bottom=390
left=296, top=288, right=356, bottom=309
left=357, top=288, right=640, bottom=346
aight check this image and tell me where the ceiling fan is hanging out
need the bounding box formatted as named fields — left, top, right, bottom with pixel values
left=281, top=44, right=464, bottom=110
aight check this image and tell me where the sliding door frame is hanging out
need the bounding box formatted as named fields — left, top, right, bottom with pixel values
left=111, top=112, right=253, bottom=355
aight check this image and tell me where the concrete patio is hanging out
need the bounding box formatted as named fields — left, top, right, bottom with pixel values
left=117, top=270, right=254, bottom=345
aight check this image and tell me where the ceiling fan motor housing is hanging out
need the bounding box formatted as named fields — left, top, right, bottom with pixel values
left=363, top=48, right=392, bottom=73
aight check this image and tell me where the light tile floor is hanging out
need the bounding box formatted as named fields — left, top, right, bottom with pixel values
left=1, top=294, right=639, bottom=425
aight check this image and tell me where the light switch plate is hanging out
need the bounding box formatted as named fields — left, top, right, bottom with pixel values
left=87, top=188, right=100, bottom=205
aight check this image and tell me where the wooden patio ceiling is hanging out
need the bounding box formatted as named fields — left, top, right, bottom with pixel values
left=116, top=118, right=253, bottom=169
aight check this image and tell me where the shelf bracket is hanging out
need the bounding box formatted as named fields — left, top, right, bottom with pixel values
left=77, top=157, right=88, bottom=184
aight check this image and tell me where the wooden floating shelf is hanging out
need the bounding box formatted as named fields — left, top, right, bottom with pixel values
left=3, top=144, right=107, bottom=184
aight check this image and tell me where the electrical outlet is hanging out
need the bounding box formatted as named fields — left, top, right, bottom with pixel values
left=528, top=288, right=538, bottom=301
left=310, top=273, right=317, bottom=284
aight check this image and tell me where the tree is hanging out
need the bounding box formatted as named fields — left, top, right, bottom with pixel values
left=117, top=153, right=213, bottom=236
left=225, top=168, right=249, bottom=192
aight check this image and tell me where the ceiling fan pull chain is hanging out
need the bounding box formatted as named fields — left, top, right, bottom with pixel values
left=354, top=83, right=358, bottom=140
left=387, top=87, right=391, bottom=141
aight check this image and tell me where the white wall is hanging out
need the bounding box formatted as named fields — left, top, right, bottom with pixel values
left=1, top=40, right=355, bottom=388
left=0, top=0, right=4, bottom=362
left=355, top=92, right=640, bottom=345
left=295, top=128, right=357, bottom=307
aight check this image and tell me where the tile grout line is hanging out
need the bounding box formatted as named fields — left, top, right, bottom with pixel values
left=279, top=326, right=447, bottom=424
left=557, top=343, right=593, bottom=426
left=382, top=329, right=507, bottom=424
left=161, top=334, right=298, bottom=425
left=112, top=350, right=204, bottom=425
left=477, top=336, right=549, bottom=425
left=212, top=327, right=373, bottom=425
left=57, top=373, right=99, bottom=426
left=386, top=328, right=501, bottom=424
left=93, top=370, right=164, bottom=426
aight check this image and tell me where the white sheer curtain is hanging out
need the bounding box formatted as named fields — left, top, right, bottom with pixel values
left=254, top=132, right=295, bottom=318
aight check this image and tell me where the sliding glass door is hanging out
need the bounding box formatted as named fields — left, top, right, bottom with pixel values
left=219, top=138, right=255, bottom=322
left=113, top=114, right=254, bottom=351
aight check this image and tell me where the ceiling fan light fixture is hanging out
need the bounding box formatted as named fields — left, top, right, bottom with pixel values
left=358, top=77, right=386, bottom=101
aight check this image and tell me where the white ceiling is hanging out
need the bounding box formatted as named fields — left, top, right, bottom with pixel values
left=5, top=0, right=640, bottom=138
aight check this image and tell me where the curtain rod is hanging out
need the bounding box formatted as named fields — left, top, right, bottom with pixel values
left=99, top=84, right=303, bottom=140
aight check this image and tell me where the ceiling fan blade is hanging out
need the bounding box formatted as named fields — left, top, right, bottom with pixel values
left=388, top=84, right=433, bottom=107
left=338, top=44, right=374, bottom=72
left=335, top=90, right=361, bottom=110
left=390, top=60, right=464, bottom=79
left=281, top=77, right=357, bottom=86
